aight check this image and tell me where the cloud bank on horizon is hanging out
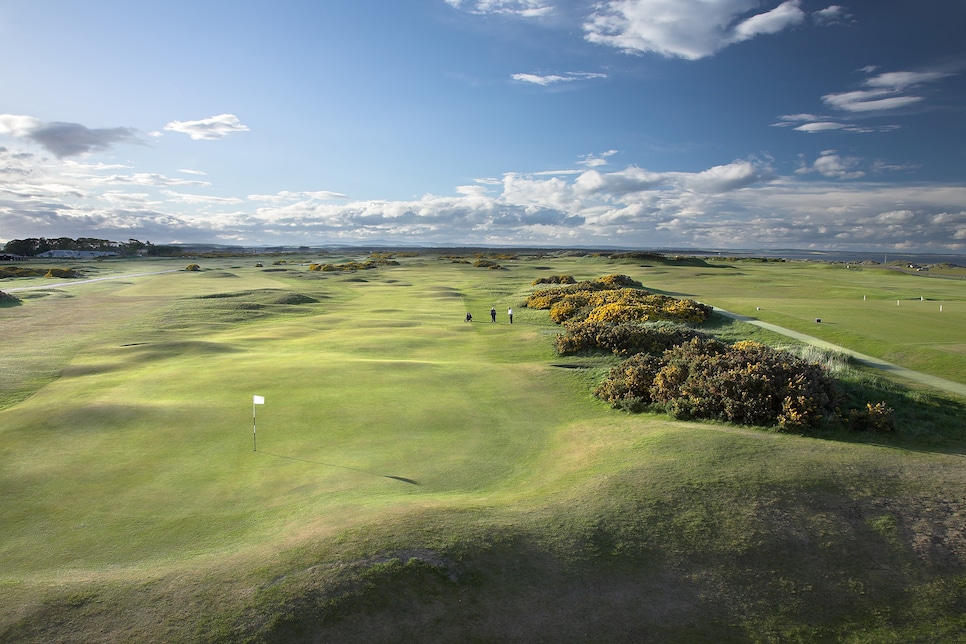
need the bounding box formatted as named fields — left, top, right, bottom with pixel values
left=1, top=1, right=964, bottom=252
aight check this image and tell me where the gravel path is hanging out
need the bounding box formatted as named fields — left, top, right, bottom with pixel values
left=713, top=307, right=966, bottom=399
left=2, top=269, right=180, bottom=292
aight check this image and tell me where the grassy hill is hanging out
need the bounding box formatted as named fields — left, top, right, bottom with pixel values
left=1, top=252, right=965, bottom=642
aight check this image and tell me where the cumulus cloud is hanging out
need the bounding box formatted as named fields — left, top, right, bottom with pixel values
left=809, top=151, right=865, bottom=179
left=3, top=139, right=964, bottom=251
left=511, top=71, right=608, bottom=85
left=0, top=114, right=140, bottom=158
left=583, top=0, right=807, bottom=60
left=163, top=114, right=249, bottom=140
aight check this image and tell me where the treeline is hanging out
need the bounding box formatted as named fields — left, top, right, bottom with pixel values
left=2, top=237, right=182, bottom=257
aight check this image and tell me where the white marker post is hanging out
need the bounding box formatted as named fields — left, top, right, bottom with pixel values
left=253, top=395, right=265, bottom=451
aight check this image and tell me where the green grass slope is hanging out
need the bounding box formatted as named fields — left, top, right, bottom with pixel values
left=1, top=254, right=965, bottom=642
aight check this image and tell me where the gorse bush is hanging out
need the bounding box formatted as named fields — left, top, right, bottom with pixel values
left=184, top=264, right=201, bottom=272
left=594, top=338, right=841, bottom=431
left=532, top=275, right=576, bottom=285
left=583, top=295, right=711, bottom=325
left=847, top=402, right=896, bottom=433
left=525, top=274, right=643, bottom=311
left=555, top=320, right=707, bottom=357
left=44, top=268, right=81, bottom=278
left=308, top=259, right=400, bottom=272
left=596, top=273, right=644, bottom=288
left=0, top=267, right=49, bottom=278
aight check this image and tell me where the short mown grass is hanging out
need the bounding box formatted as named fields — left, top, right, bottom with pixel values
left=1, top=253, right=965, bottom=642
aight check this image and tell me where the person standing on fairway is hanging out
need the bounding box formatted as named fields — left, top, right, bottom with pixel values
left=508, top=307, right=513, bottom=324
left=490, top=306, right=496, bottom=322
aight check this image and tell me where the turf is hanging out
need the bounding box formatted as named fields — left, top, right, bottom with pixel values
left=1, top=252, right=965, bottom=642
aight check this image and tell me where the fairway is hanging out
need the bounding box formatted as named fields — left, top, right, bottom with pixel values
left=2, top=252, right=966, bottom=642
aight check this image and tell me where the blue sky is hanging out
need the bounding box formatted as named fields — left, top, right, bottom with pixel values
left=1, top=0, right=964, bottom=251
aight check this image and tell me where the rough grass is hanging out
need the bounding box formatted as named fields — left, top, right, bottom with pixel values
left=1, top=254, right=965, bottom=642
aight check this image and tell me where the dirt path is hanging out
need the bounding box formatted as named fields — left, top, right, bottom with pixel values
left=3, top=269, right=180, bottom=292
left=713, top=307, right=966, bottom=399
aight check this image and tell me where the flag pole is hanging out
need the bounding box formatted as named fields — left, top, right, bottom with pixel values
left=252, top=395, right=265, bottom=451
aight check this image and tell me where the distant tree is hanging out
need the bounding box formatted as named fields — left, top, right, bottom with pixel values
left=3, top=239, right=37, bottom=256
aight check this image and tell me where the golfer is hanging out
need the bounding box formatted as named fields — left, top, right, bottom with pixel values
left=490, top=307, right=496, bottom=322
left=508, top=307, right=513, bottom=324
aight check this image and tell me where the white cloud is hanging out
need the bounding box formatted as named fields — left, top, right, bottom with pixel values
left=305, top=190, right=349, bottom=200
left=822, top=90, right=924, bottom=112
left=0, top=114, right=44, bottom=137
left=512, top=71, right=608, bottom=85
left=795, top=151, right=864, bottom=179
left=822, top=68, right=951, bottom=113
left=445, top=0, right=552, bottom=17
left=92, top=173, right=211, bottom=187
left=578, top=150, right=619, bottom=167
left=163, top=114, right=250, bottom=140
left=583, top=0, right=807, bottom=60
left=159, top=190, right=244, bottom=205
left=794, top=121, right=848, bottom=133
left=3, top=139, right=965, bottom=251
left=865, top=70, right=948, bottom=90
left=731, top=0, right=805, bottom=41
left=772, top=111, right=903, bottom=134
left=812, top=5, right=851, bottom=25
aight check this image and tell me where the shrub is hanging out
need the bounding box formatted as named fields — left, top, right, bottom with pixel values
left=848, top=402, right=896, bottom=433
left=185, top=264, right=201, bottom=271
left=555, top=320, right=706, bottom=357
left=44, top=268, right=80, bottom=279
left=532, top=275, right=576, bottom=285
left=593, top=353, right=664, bottom=412
left=596, top=273, right=643, bottom=288
left=595, top=338, right=841, bottom=431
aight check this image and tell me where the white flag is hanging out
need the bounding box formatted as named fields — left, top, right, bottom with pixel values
left=253, top=395, right=265, bottom=405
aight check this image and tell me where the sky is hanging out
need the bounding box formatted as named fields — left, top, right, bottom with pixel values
left=1, top=0, right=964, bottom=251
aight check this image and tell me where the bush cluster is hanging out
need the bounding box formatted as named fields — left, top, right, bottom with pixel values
left=185, top=264, right=201, bottom=272
left=532, top=275, right=576, bottom=285
left=473, top=259, right=503, bottom=270
left=594, top=338, right=841, bottom=431
left=554, top=320, right=707, bottom=357
left=537, top=287, right=711, bottom=327
left=1, top=267, right=49, bottom=279
left=525, top=274, right=644, bottom=311
left=308, top=259, right=399, bottom=272
left=44, top=268, right=81, bottom=278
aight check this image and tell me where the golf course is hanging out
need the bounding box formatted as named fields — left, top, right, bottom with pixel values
left=2, top=250, right=966, bottom=642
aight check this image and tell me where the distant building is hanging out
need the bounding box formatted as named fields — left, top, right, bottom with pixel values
left=0, top=254, right=26, bottom=261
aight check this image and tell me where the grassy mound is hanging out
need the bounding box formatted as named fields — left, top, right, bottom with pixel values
left=0, top=255, right=965, bottom=642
